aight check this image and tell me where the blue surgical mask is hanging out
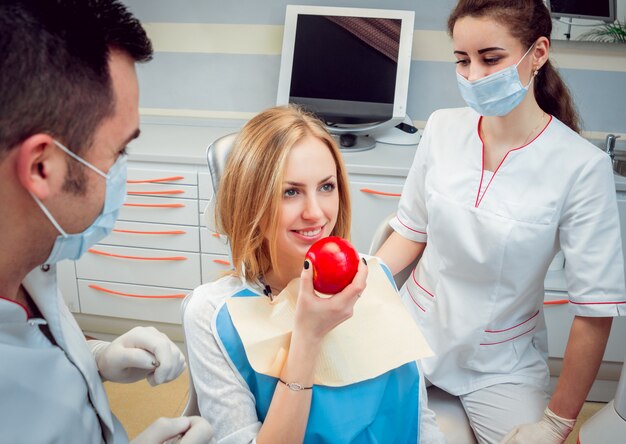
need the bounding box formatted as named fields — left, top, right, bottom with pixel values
left=456, top=44, right=535, bottom=116
left=31, top=140, right=128, bottom=264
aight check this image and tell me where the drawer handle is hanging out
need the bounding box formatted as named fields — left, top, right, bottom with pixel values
left=360, top=188, right=401, bottom=197
left=127, top=176, right=185, bottom=184
left=123, top=202, right=185, bottom=208
left=112, top=229, right=186, bottom=235
left=127, top=190, right=185, bottom=196
left=88, top=248, right=187, bottom=261
left=212, top=259, right=231, bottom=266
left=88, top=284, right=186, bottom=299
left=544, top=299, right=568, bottom=305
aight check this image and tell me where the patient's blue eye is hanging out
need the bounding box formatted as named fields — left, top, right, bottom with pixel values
left=320, top=182, right=336, bottom=192
left=284, top=188, right=298, bottom=198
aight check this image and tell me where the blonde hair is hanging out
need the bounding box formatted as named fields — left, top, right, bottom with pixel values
left=216, top=105, right=351, bottom=282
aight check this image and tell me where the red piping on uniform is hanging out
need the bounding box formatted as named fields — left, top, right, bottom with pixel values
left=411, top=269, right=434, bottom=298
left=474, top=115, right=553, bottom=208
left=485, top=310, right=539, bottom=333
left=406, top=286, right=426, bottom=312
left=480, top=326, right=536, bottom=346
left=570, top=300, right=626, bottom=305
left=0, top=296, right=31, bottom=318
left=397, top=216, right=426, bottom=234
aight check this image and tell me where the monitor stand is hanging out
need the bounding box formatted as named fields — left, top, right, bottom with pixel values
left=372, top=115, right=421, bottom=146
left=334, top=133, right=376, bottom=152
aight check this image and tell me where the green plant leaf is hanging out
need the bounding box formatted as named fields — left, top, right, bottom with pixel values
left=578, top=20, right=626, bottom=43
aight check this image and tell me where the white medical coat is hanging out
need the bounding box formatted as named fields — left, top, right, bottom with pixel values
left=391, top=107, right=626, bottom=396
left=0, top=265, right=127, bottom=443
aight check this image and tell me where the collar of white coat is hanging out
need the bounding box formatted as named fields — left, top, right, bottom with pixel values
left=21, top=266, right=117, bottom=438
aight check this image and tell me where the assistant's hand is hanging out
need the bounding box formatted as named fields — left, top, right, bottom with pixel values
left=501, top=407, right=575, bottom=444
left=293, top=258, right=367, bottom=341
left=131, top=416, right=215, bottom=444
left=90, top=326, right=185, bottom=385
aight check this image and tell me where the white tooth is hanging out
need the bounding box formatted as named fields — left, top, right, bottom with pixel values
left=299, top=227, right=321, bottom=237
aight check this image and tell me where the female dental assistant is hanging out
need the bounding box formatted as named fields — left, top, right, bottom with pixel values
left=376, top=1, right=626, bottom=443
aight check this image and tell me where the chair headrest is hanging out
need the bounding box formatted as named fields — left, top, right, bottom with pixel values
left=206, top=132, right=238, bottom=194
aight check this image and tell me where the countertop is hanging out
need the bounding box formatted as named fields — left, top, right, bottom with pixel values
left=128, top=121, right=626, bottom=188
left=127, top=121, right=418, bottom=177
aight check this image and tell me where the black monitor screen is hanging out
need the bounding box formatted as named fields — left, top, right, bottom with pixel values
left=549, top=0, right=612, bottom=19
left=289, top=15, right=400, bottom=124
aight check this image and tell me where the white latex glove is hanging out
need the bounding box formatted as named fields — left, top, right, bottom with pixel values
left=131, top=416, right=216, bottom=444
left=501, top=407, right=576, bottom=444
left=90, top=326, right=185, bottom=385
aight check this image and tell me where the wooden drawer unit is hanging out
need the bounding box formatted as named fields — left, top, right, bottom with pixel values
left=76, top=245, right=201, bottom=289
left=78, top=280, right=187, bottom=324
left=101, top=220, right=200, bottom=252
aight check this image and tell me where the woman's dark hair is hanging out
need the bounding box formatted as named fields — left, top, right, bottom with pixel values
left=447, top=0, right=581, bottom=133
left=0, top=0, right=153, bottom=159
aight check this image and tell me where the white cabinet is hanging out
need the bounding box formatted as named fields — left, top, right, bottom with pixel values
left=61, top=157, right=236, bottom=338
left=66, top=164, right=205, bottom=335
left=348, top=178, right=403, bottom=252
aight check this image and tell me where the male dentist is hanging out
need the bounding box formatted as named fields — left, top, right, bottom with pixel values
left=0, top=1, right=214, bottom=442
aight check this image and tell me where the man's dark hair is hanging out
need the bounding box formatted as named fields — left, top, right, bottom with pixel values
left=0, top=0, right=153, bottom=160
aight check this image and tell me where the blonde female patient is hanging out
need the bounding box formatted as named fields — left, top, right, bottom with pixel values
left=184, top=105, right=444, bottom=443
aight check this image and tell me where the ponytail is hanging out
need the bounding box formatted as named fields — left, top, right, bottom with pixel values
left=535, top=61, right=581, bottom=134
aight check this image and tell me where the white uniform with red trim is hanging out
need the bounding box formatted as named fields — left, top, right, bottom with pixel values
left=391, top=107, right=626, bottom=397
left=0, top=266, right=127, bottom=443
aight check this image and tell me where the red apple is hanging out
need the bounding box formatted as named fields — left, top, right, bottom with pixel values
left=305, top=236, right=360, bottom=294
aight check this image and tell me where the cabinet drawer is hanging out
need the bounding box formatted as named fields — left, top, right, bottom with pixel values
left=349, top=181, right=403, bottom=252
left=127, top=166, right=197, bottom=185
left=544, top=291, right=626, bottom=361
left=78, top=279, right=186, bottom=324
left=126, top=182, right=198, bottom=199
left=200, top=227, right=230, bottom=255
left=76, top=245, right=201, bottom=289
left=201, top=253, right=233, bottom=283
left=198, top=172, right=215, bottom=201
left=119, top=196, right=198, bottom=226
left=101, top=220, right=200, bottom=252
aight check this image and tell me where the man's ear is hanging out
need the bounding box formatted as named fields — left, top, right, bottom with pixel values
left=15, top=134, right=64, bottom=200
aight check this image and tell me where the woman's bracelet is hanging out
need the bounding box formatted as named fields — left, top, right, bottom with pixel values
left=279, top=378, right=313, bottom=391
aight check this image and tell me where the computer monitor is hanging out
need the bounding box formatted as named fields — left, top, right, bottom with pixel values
left=547, top=0, right=616, bottom=23
left=276, top=5, right=415, bottom=150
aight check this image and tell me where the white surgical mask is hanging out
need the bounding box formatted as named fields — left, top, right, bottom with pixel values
left=456, top=44, right=536, bottom=116
left=31, top=140, right=127, bottom=264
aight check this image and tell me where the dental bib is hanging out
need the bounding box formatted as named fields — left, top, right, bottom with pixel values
left=225, top=258, right=433, bottom=385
